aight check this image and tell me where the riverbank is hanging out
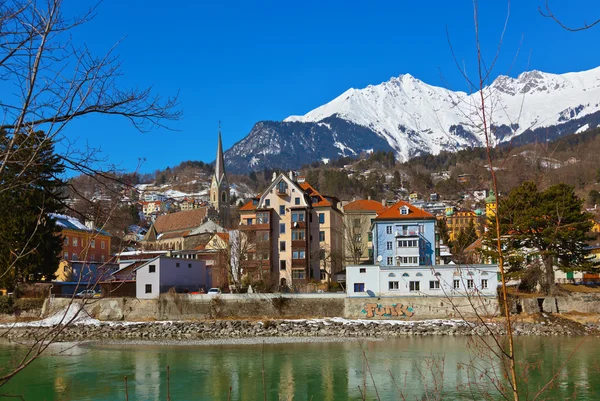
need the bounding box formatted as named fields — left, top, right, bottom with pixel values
left=3, top=313, right=598, bottom=342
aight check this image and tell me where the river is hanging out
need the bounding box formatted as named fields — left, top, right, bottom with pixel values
left=0, top=336, right=597, bottom=400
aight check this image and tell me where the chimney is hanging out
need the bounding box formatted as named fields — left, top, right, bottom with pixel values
left=382, top=199, right=386, bottom=207
left=289, top=170, right=295, bottom=181
left=85, top=220, right=95, bottom=231
left=272, top=171, right=277, bottom=182
left=367, top=195, right=371, bottom=201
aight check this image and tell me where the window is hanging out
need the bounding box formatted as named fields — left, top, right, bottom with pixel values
left=292, top=270, right=306, bottom=279
left=72, top=253, right=78, bottom=261
left=319, top=213, right=325, bottom=224
left=90, top=254, right=95, bottom=261
left=319, top=231, right=325, bottom=242
left=277, top=181, right=288, bottom=193
left=453, top=280, right=460, bottom=289
left=246, top=218, right=254, bottom=225
left=389, top=281, right=399, bottom=290
left=320, top=270, right=326, bottom=280
left=256, top=212, right=270, bottom=224
left=64, top=252, right=69, bottom=260
left=149, top=264, right=156, bottom=273
left=64, top=237, right=69, bottom=246
left=291, top=211, right=305, bottom=222
left=386, top=226, right=392, bottom=234
left=292, top=230, right=305, bottom=240
left=467, top=279, right=474, bottom=289
left=416, top=272, right=423, bottom=277
left=279, top=205, right=285, bottom=215
left=188, top=263, right=192, bottom=268
left=176, top=262, right=180, bottom=267
left=265, top=199, right=271, bottom=207
left=91, top=239, right=95, bottom=249
left=367, top=232, right=373, bottom=241
left=101, top=255, right=105, bottom=262
left=386, top=256, right=393, bottom=265
left=359, top=268, right=366, bottom=273
left=353, top=218, right=361, bottom=227
left=73, top=238, right=78, bottom=247
left=280, top=241, right=286, bottom=252
left=257, top=232, right=269, bottom=242
left=354, top=234, right=361, bottom=242
left=409, top=281, right=420, bottom=291
left=294, top=197, right=300, bottom=205
left=354, top=283, right=365, bottom=292
left=429, top=281, right=440, bottom=290
left=101, top=241, right=105, bottom=250
left=145, top=284, right=152, bottom=294
left=397, top=240, right=418, bottom=247
left=386, top=241, right=393, bottom=250
left=401, top=207, right=409, bottom=215
left=481, top=279, right=488, bottom=289
left=279, top=223, right=286, bottom=234
left=221, top=191, right=227, bottom=202
left=280, top=260, right=286, bottom=270
left=292, top=250, right=306, bottom=259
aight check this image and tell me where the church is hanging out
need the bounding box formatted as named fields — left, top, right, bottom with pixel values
left=209, top=125, right=231, bottom=227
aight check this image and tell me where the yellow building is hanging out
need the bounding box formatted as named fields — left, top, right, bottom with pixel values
left=485, top=189, right=497, bottom=220
left=445, top=209, right=483, bottom=241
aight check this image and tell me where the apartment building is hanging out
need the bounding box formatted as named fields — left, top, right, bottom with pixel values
left=445, top=209, right=483, bottom=241
left=342, top=199, right=386, bottom=264
left=238, top=173, right=343, bottom=288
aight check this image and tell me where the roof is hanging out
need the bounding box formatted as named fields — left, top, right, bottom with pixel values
left=216, top=232, right=230, bottom=242
left=239, top=197, right=259, bottom=211
left=465, top=238, right=483, bottom=253
left=153, top=208, right=208, bottom=234
left=375, top=200, right=434, bottom=220
left=50, top=213, right=111, bottom=236
left=298, top=182, right=336, bottom=207
left=188, top=219, right=225, bottom=236
left=344, top=199, right=386, bottom=213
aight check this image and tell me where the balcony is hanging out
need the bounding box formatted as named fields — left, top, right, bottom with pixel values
left=291, top=221, right=306, bottom=229
left=240, top=223, right=270, bottom=231
left=291, top=240, right=307, bottom=248
left=394, top=230, right=420, bottom=238
left=292, top=259, right=307, bottom=268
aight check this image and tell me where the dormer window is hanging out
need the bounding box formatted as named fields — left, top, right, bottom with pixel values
left=400, top=206, right=409, bottom=215
left=252, top=199, right=259, bottom=206
left=277, top=181, right=288, bottom=194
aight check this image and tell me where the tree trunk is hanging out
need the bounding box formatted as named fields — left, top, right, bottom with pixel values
left=541, top=254, right=556, bottom=295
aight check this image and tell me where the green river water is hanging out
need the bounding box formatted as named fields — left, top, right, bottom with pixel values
left=0, top=336, right=598, bottom=400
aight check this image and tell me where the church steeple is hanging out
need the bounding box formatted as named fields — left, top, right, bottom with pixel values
left=215, top=121, right=226, bottom=182
left=210, top=122, right=230, bottom=227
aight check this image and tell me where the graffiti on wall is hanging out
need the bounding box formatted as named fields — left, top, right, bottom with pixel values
left=362, top=303, right=414, bottom=318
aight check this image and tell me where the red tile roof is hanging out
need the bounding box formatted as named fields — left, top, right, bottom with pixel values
left=375, top=200, right=434, bottom=220
left=344, top=199, right=386, bottom=213
left=298, top=182, right=333, bottom=207
left=239, top=199, right=257, bottom=211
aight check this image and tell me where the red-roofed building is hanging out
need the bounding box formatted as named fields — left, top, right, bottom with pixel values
left=372, top=201, right=438, bottom=267
left=342, top=199, right=387, bottom=264
left=238, top=172, right=344, bottom=288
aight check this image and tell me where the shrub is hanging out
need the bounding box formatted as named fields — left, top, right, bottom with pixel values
left=0, top=296, right=14, bottom=314
left=14, top=298, right=45, bottom=311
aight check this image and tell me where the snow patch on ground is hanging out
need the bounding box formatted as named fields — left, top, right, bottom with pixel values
left=575, top=123, right=590, bottom=134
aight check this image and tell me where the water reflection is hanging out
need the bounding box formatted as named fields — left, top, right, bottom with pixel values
left=0, top=336, right=598, bottom=400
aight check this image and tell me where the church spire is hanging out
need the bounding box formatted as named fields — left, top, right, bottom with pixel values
left=215, top=121, right=225, bottom=181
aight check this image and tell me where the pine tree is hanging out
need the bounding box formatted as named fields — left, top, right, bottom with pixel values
left=484, top=181, right=593, bottom=294
left=0, top=130, right=65, bottom=291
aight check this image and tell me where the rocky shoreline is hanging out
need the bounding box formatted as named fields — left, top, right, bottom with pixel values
left=4, top=315, right=598, bottom=342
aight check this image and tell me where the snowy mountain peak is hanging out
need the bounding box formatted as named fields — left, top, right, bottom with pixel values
left=284, top=66, right=600, bottom=162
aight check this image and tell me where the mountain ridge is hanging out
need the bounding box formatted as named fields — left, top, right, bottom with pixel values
left=224, top=66, right=600, bottom=173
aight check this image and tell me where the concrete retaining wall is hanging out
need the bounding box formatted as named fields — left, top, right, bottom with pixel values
left=345, top=296, right=500, bottom=319
left=515, top=294, right=600, bottom=315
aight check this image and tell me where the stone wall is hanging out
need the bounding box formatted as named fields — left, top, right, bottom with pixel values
left=42, top=294, right=346, bottom=321
left=345, top=296, right=500, bottom=319
left=515, top=294, right=600, bottom=315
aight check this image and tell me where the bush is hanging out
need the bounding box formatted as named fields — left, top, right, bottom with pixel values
left=0, top=296, right=14, bottom=314
left=14, top=298, right=45, bottom=311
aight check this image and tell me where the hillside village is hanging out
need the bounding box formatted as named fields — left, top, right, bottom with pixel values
left=27, top=127, right=600, bottom=300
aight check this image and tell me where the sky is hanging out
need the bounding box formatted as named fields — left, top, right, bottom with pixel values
left=57, top=0, right=600, bottom=174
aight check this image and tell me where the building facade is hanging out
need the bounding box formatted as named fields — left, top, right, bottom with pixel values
left=342, top=199, right=386, bottom=264
left=445, top=209, right=483, bottom=241
left=238, top=173, right=344, bottom=287
left=346, top=264, right=498, bottom=297
left=372, top=201, right=437, bottom=268
left=53, top=214, right=112, bottom=263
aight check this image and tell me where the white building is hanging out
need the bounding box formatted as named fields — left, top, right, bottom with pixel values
left=346, top=264, right=498, bottom=298
left=112, top=256, right=207, bottom=299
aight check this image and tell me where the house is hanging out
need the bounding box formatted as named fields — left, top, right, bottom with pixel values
left=445, top=209, right=484, bottom=241
left=140, top=200, right=166, bottom=217
left=52, top=214, right=112, bottom=263
left=53, top=261, right=118, bottom=295
left=372, top=201, right=437, bottom=268
left=346, top=264, right=498, bottom=297
left=342, top=199, right=386, bottom=264
left=238, top=172, right=344, bottom=288
left=105, top=256, right=207, bottom=299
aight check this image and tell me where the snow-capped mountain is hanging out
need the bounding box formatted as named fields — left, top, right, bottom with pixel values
left=225, top=66, right=600, bottom=172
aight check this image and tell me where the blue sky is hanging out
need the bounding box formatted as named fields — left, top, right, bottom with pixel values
left=60, top=0, right=600, bottom=174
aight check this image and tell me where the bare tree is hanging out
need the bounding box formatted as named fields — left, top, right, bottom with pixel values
left=344, top=213, right=372, bottom=265
left=539, top=1, right=600, bottom=31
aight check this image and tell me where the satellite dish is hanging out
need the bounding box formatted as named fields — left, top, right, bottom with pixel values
left=293, top=221, right=299, bottom=228
left=376, top=255, right=383, bottom=263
